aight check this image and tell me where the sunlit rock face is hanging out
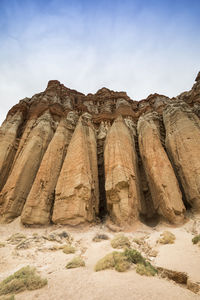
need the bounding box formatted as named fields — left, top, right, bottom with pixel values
left=137, top=112, right=185, bottom=224
left=0, top=72, right=199, bottom=226
left=21, top=112, right=78, bottom=225
left=52, top=113, right=99, bottom=225
left=0, top=111, right=55, bottom=223
left=104, top=116, right=141, bottom=225
left=163, top=101, right=200, bottom=211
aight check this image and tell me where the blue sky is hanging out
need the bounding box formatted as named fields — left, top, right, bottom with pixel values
left=0, top=0, right=200, bottom=124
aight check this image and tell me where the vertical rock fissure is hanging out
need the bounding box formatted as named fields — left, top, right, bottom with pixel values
left=134, top=132, right=157, bottom=223
left=161, top=115, right=190, bottom=210
left=97, top=138, right=107, bottom=220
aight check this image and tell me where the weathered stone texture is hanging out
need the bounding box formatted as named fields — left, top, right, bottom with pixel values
left=104, top=116, right=141, bottom=225
left=138, top=112, right=185, bottom=223
left=0, top=111, right=54, bottom=222
left=0, top=72, right=199, bottom=226
left=21, top=112, right=78, bottom=225
left=163, top=101, right=200, bottom=210
left=0, top=111, right=24, bottom=191
left=52, top=114, right=99, bottom=225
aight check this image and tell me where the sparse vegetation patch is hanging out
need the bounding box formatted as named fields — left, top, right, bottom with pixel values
left=93, top=234, right=109, bottom=242
left=95, top=251, right=130, bottom=272
left=0, top=266, right=47, bottom=296
left=63, top=244, right=76, bottom=254
left=111, top=234, right=131, bottom=249
left=192, top=234, right=200, bottom=244
left=95, top=248, right=157, bottom=276
left=157, top=231, right=176, bottom=244
left=66, top=256, right=85, bottom=269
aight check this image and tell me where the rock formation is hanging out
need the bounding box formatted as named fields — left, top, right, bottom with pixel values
left=138, top=112, right=185, bottom=223
left=163, top=101, right=200, bottom=210
left=52, top=113, right=99, bottom=225
left=21, top=111, right=78, bottom=225
left=0, top=111, right=54, bottom=222
left=104, top=116, right=141, bottom=225
left=0, top=72, right=199, bottom=226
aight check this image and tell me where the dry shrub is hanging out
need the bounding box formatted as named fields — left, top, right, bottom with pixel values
left=192, top=235, right=200, bottom=244
left=111, top=234, right=130, bottom=249
left=95, top=248, right=157, bottom=276
left=63, top=245, right=76, bottom=254
left=158, top=231, right=176, bottom=244
left=66, top=256, right=85, bottom=269
left=95, top=251, right=130, bottom=272
left=93, top=234, right=109, bottom=242
left=0, top=266, right=47, bottom=296
left=136, top=263, right=157, bottom=276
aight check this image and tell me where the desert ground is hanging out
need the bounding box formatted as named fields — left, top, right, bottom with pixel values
left=0, top=213, right=200, bottom=300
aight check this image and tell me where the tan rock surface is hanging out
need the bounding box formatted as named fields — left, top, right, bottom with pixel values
left=104, top=116, right=141, bottom=225
left=52, top=113, right=99, bottom=225
left=0, top=111, right=54, bottom=222
left=21, top=112, right=78, bottom=225
left=137, top=112, right=185, bottom=223
left=163, top=101, right=200, bottom=210
left=0, top=111, right=24, bottom=191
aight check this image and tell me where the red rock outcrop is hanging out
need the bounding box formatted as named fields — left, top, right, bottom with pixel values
left=0, top=72, right=199, bottom=226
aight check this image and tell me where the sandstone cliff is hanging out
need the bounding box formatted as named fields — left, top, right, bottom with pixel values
left=138, top=112, right=185, bottom=224
left=0, top=72, right=199, bottom=226
left=104, top=116, right=141, bottom=225
left=21, top=112, right=78, bottom=225
left=52, top=113, right=99, bottom=225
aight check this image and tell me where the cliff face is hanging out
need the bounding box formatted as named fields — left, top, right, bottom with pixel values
left=0, top=73, right=200, bottom=226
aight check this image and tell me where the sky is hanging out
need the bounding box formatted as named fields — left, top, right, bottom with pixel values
left=0, top=0, right=200, bottom=124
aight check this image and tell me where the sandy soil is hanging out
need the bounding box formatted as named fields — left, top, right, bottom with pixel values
left=0, top=214, right=200, bottom=300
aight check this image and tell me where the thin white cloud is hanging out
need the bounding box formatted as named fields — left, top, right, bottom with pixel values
left=0, top=1, right=200, bottom=125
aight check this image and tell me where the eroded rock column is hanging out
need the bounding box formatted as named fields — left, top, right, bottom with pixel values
left=137, top=112, right=185, bottom=223
left=0, top=111, right=24, bottom=191
left=163, top=101, right=200, bottom=210
left=52, top=113, right=99, bottom=225
left=0, top=111, right=55, bottom=222
left=21, top=112, right=78, bottom=225
left=104, top=116, right=141, bottom=225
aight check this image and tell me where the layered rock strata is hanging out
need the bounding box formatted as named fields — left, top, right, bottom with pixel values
left=0, top=111, right=24, bottom=191
left=0, top=72, right=199, bottom=226
left=52, top=113, right=99, bottom=225
left=104, top=116, right=141, bottom=225
left=21, top=112, right=78, bottom=225
left=0, top=111, right=54, bottom=222
left=163, top=101, right=200, bottom=210
left=138, top=112, right=185, bottom=223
